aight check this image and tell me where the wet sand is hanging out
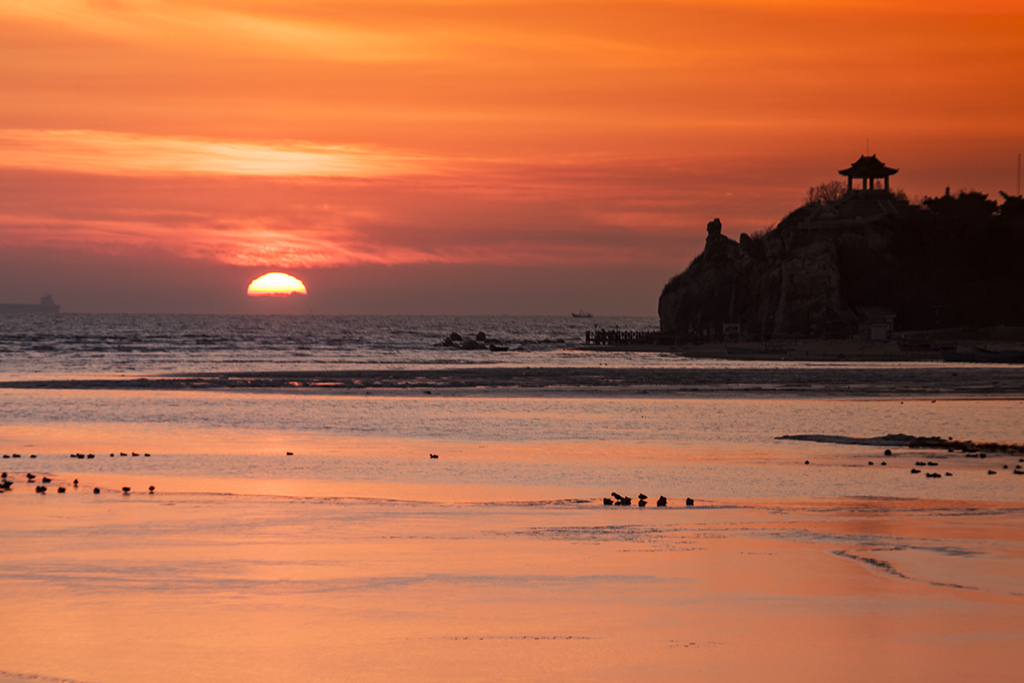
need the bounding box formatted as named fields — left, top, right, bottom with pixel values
left=1, top=474, right=1022, bottom=683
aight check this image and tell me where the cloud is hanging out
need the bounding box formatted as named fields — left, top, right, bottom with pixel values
left=0, top=129, right=431, bottom=178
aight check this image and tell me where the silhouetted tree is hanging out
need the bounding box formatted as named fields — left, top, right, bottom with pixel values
left=998, top=191, right=1024, bottom=219
left=805, top=180, right=847, bottom=205
left=923, top=190, right=998, bottom=219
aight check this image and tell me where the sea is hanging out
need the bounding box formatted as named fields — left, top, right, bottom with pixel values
left=2, top=314, right=1023, bottom=682
left=2, top=313, right=1023, bottom=501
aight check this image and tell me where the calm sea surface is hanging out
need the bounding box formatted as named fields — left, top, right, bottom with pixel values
left=2, top=314, right=1022, bottom=503
left=0, top=313, right=660, bottom=378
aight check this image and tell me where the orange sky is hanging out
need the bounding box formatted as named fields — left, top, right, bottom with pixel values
left=1, top=0, right=1022, bottom=314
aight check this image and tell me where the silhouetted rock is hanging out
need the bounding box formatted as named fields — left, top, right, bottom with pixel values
left=658, top=183, right=1024, bottom=338
left=685, top=497, right=694, bottom=506
left=656, top=496, right=667, bottom=507
left=603, top=498, right=613, bottom=505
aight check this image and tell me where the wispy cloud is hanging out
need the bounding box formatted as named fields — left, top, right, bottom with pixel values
left=5, top=0, right=431, bottom=62
left=0, top=199, right=692, bottom=269
left=0, top=129, right=431, bottom=178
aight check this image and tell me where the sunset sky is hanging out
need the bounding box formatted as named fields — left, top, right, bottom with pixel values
left=1, top=0, right=1022, bottom=314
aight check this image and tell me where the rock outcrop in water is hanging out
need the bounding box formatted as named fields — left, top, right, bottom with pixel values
left=658, top=190, right=1024, bottom=340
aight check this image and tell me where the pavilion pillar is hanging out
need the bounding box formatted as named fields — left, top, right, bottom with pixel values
left=884, top=176, right=890, bottom=191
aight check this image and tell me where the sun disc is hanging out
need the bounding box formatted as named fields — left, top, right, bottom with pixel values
left=247, top=272, right=307, bottom=297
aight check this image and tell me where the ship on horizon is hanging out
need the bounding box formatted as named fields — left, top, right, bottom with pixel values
left=0, top=293, right=61, bottom=315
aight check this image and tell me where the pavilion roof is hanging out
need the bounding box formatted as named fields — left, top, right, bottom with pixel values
left=839, top=155, right=898, bottom=178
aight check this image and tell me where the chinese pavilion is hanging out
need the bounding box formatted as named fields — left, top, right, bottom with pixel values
left=839, top=155, right=898, bottom=193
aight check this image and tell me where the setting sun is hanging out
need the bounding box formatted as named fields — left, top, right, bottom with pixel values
left=247, top=272, right=307, bottom=297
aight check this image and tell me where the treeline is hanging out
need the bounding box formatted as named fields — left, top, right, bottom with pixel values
left=838, top=191, right=1024, bottom=329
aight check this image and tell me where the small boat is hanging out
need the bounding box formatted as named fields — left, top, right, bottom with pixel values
left=571, top=310, right=593, bottom=318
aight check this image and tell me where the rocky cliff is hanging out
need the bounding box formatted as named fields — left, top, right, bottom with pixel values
left=658, top=191, right=1024, bottom=340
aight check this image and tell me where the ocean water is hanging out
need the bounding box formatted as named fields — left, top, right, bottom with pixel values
left=0, top=313, right=662, bottom=378
left=2, top=314, right=1024, bottom=683
left=2, top=313, right=1022, bottom=503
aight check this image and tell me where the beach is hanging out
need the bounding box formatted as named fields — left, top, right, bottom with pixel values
left=2, top=315, right=1023, bottom=682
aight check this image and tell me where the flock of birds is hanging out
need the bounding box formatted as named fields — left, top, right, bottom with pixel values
left=0, top=450, right=157, bottom=496
left=5, top=444, right=1021, bottom=502
left=894, top=444, right=1024, bottom=476
left=601, top=492, right=687, bottom=507
left=426, top=452, right=685, bottom=507
left=803, top=446, right=1024, bottom=478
